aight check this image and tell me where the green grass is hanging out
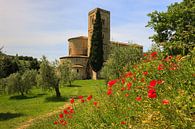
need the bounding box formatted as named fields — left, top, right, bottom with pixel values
left=0, top=80, right=105, bottom=129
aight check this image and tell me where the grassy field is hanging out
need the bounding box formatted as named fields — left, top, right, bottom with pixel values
left=0, top=80, right=105, bottom=129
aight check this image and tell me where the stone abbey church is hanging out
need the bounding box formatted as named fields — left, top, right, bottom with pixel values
left=60, top=8, right=143, bottom=79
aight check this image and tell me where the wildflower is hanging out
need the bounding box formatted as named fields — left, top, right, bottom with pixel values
left=54, top=121, right=58, bottom=125
left=127, top=82, right=132, bottom=90
left=121, top=121, right=126, bottom=125
left=143, top=71, right=148, bottom=75
left=80, top=99, right=85, bottom=103
left=136, top=96, right=142, bottom=101
left=150, top=80, right=157, bottom=87
left=151, top=51, right=157, bottom=57
left=157, top=80, right=164, bottom=84
left=162, top=99, right=169, bottom=105
left=143, top=53, right=147, bottom=57
left=125, top=93, right=129, bottom=97
left=125, top=72, right=133, bottom=78
left=121, top=79, right=125, bottom=84
left=63, top=109, right=69, bottom=114
left=87, top=95, right=92, bottom=101
left=107, top=79, right=117, bottom=87
left=78, top=96, right=83, bottom=99
left=70, top=98, right=74, bottom=104
left=140, top=78, right=145, bottom=82
left=165, top=55, right=172, bottom=62
left=93, top=101, right=98, bottom=106
left=148, top=89, right=157, bottom=98
left=59, top=113, right=63, bottom=118
left=107, top=89, right=112, bottom=96
left=121, top=87, right=126, bottom=91
left=158, top=64, right=164, bottom=70
left=69, top=109, right=74, bottom=114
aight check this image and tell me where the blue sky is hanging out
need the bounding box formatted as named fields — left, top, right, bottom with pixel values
left=0, top=0, right=182, bottom=61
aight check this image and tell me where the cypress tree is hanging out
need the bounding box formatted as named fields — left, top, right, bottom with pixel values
left=89, top=10, right=104, bottom=75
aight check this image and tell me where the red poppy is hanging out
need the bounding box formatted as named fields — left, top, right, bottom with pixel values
left=121, top=79, right=125, bottom=84
left=121, top=121, right=126, bottom=125
left=107, top=79, right=117, bottom=87
left=121, top=87, right=126, bottom=91
left=148, top=89, right=157, bottom=98
left=127, top=82, right=132, bottom=87
left=143, top=53, right=147, bottom=57
left=69, top=109, right=74, bottom=114
left=157, top=80, right=164, bottom=84
left=150, top=80, right=157, bottom=87
left=162, top=99, right=169, bottom=105
left=93, top=101, right=98, bottom=106
left=136, top=96, right=142, bottom=101
left=158, top=64, right=164, bottom=70
left=125, top=72, right=133, bottom=78
left=54, top=121, right=58, bottom=125
left=143, top=71, right=148, bottom=75
left=80, top=99, right=85, bottom=103
left=59, top=113, right=63, bottom=118
left=151, top=51, right=157, bottom=57
left=107, top=89, right=112, bottom=96
left=87, top=95, right=92, bottom=101
left=125, top=93, right=129, bottom=97
left=165, top=55, right=172, bottom=62
left=141, top=78, right=145, bottom=82
left=78, top=96, right=83, bottom=99
left=70, top=98, right=74, bottom=104
left=63, top=109, right=69, bottom=114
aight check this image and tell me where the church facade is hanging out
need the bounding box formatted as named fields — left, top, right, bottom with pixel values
left=60, top=8, right=143, bottom=79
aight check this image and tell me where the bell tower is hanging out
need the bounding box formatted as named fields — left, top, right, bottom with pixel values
left=88, top=8, right=110, bottom=61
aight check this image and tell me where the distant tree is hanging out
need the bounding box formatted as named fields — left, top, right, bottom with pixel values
left=37, top=56, right=61, bottom=97
left=6, top=70, right=36, bottom=96
left=146, top=0, right=195, bottom=55
left=0, top=55, right=19, bottom=78
left=58, top=59, right=77, bottom=87
left=101, top=45, right=142, bottom=83
left=89, top=10, right=104, bottom=80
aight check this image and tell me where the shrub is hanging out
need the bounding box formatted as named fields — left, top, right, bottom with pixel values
left=54, top=51, right=194, bottom=128
left=101, top=45, right=142, bottom=83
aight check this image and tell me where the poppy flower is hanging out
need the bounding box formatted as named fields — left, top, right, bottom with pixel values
left=59, top=113, right=63, bottom=118
left=80, top=99, right=85, bottom=103
left=107, top=89, right=112, bottom=96
left=121, top=79, right=125, bottom=84
left=54, top=121, right=58, bottom=125
left=150, top=80, right=157, bottom=87
left=121, top=87, right=126, bottom=91
left=148, top=89, right=157, bottom=98
left=143, top=53, right=147, bottom=57
left=63, top=109, right=69, bottom=114
left=125, top=72, right=133, bottom=78
left=121, top=121, right=126, bottom=125
left=87, top=95, right=92, bottom=101
left=151, top=51, right=157, bottom=57
left=143, top=71, right=148, bottom=75
left=158, top=64, right=164, bottom=70
left=125, top=93, right=129, bottom=97
left=136, top=96, right=142, bottom=101
left=70, top=98, right=74, bottom=104
left=78, top=96, right=83, bottom=99
left=162, top=99, right=169, bottom=105
left=107, top=79, right=117, bottom=87
left=93, top=101, right=98, bottom=106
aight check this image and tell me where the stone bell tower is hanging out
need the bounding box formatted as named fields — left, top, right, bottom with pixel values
left=88, top=8, right=110, bottom=61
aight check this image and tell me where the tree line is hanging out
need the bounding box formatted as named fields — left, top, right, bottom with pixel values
left=0, top=50, right=78, bottom=97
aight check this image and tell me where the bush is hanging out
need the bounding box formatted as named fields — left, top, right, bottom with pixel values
left=53, top=51, right=194, bottom=128
left=101, top=45, right=142, bottom=83
left=7, top=70, right=37, bottom=96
